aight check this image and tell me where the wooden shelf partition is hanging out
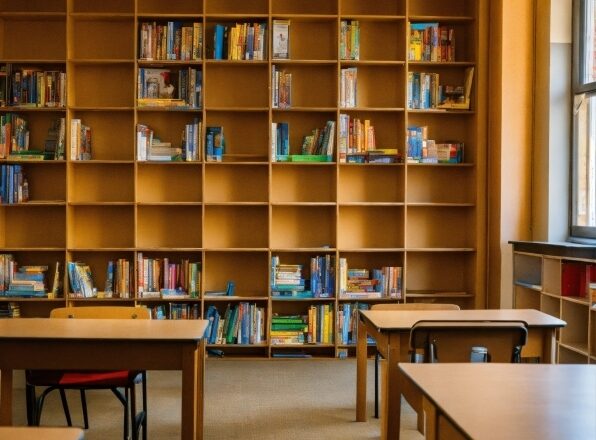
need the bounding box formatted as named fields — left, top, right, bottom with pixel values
left=0, top=0, right=489, bottom=359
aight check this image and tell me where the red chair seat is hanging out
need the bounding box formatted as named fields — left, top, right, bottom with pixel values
left=60, top=370, right=139, bottom=387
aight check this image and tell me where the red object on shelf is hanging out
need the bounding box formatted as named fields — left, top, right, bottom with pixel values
left=561, top=262, right=596, bottom=297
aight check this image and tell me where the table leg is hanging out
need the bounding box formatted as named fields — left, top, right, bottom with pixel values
left=543, top=328, right=556, bottom=364
left=382, top=341, right=401, bottom=440
left=0, top=368, right=13, bottom=426
left=356, top=315, right=368, bottom=421
left=181, top=345, right=199, bottom=440
left=422, top=395, right=437, bottom=440
left=196, top=339, right=205, bottom=440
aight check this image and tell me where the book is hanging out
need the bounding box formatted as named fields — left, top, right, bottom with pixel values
left=205, top=126, right=224, bottom=162
left=272, top=20, right=290, bottom=59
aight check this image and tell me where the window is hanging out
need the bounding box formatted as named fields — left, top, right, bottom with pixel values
left=572, top=0, right=596, bottom=239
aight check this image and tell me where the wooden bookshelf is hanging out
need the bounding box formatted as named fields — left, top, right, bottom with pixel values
left=511, top=242, right=596, bottom=364
left=0, top=0, right=489, bottom=358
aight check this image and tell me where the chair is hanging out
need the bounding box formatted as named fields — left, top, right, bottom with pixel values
left=409, top=320, right=528, bottom=363
left=26, top=306, right=150, bottom=440
left=370, top=303, right=460, bottom=418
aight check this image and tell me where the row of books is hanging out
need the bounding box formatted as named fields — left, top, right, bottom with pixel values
left=271, top=65, right=292, bottom=109
left=137, top=68, right=202, bottom=109
left=270, top=255, right=335, bottom=298
left=338, top=114, right=376, bottom=158
left=0, top=302, right=20, bottom=318
left=0, top=115, right=65, bottom=160
left=340, top=67, right=357, bottom=108
left=213, top=22, right=268, bottom=61
left=301, top=121, right=335, bottom=156
left=137, top=254, right=201, bottom=299
left=271, top=305, right=334, bottom=345
left=70, top=119, right=92, bottom=161
left=270, top=122, right=290, bottom=159
left=338, top=260, right=402, bottom=299
left=407, top=125, right=464, bottom=163
left=139, top=21, right=203, bottom=61
left=409, top=23, right=455, bottom=62
left=408, top=68, right=474, bottom=110
left=204, top=303, right=266, bottom=345
left=104, top=259, right=133, bottom=298
left=2, top=65, right=66, bottom=108
left=337, top=302, right=369, bottom=344
left=137, top=120, right=201, bottom=162
left=0, top=113, right=28, bottom=156
left=339, top=20, right=360, bottom=61
left=0, top=255, right=60, bottom=298
left=151, top=303, right=201, bottom=320
left=0, top=164, right=28, bottom=204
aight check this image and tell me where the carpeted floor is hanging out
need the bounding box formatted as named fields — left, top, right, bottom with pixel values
left=12, top=359, right=423, bottom=439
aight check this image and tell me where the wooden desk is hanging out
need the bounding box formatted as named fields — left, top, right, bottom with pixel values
left=0, top=319, right=208, bottom=440
left=0, top=426, right=85, bottom=439
left=355, top=309, right=566, bottom=439
left=399, top=363, right=596, bottom=440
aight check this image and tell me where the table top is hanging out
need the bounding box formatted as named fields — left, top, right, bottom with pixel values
left=360, top=308, right=566, bottom=330
left=399, top=363, right=596, bottom=440
left=0, top=318, right=208, bottom=342
left=0, top=426, right=84, bottom=439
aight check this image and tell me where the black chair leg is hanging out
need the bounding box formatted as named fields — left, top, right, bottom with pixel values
left=141, top=372, right=148, bottom=440
left=59, top=389, right=73, bottom=427
left=130, top=385, right=138, bottom=440
left=79, top=389, right=89, bottom=429
left=25, top=384, right=35, bottom=426
left=374, top=352, right=379, bottom=419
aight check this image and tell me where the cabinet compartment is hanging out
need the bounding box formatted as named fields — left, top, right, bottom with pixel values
left=68, top=205, right=133, bottom=248
left=272, top=64, right=336, bottom=108
left=338, top=166, right=404, bottom=203
left=407, top=206, right=474, bottom=249
left=513, top=253, right=542, bottom=289
left=0, top=206, right=65, bottom=248
left=560, top=300, right=589, bottom=354
left=271, top=111, right=337, bottom=157
left=203, top=251, right=268, bottom=297
left=540, top=294, right=560, bottom=319
left=205, top=111, right=268, bottom=161
left=514, top=286, right=541, bottom=310
left=345, top=65, right=405, bottom=108
left=2, top=111, right=66, bottom=153
left=340, top=0, right=405, bottom=16
left=0, top=1, right=65, bottom=12
left=406, top=251, right=474, bottom=297
left=339, top=111, right=406, bottom=151
left=4, top=250, right=65, bottom=294
left=72, top=0, right=134, bottom=13
left=69, top=64, right=134, bottom=108
left=591, top=309, right=596, bottom=358
left=558, top=345, right=589, bottom=364
left=18, top=163, right=66, bottom=202
left=137, top=164, right=201, bottom=203
left=407, top=113, right=475, bottom=163
left=69, top=111, right=134, bottom=160
left=272, top=206, right=336, bottom=249
left=206, top=0, right=267, bottom=15
left=542, top=257, right=561, bottom=295
left=407, top=165, right=474, bottom=204
left=136, top=112, right=202, bottom=160
left=204, top=165, right=268, bottom=203
left=68, top=250, right=135, bottom=296
left=204, top=205, right=268, bottom=249
left=409, top=0, right=475, bottom=17
left=280, top=19, right=337, bottom=61
left=70, top=18, right=134, bottom=60
left=272, top=166, right=335, bottom=203
left=205, top=64, right=268, bottom=108
left=137, top=205, right=201, bottom=249
left=272, top=0, right=337, bottom=15
left=69, top=163, right=134, bottom=203
left=0, top=18, right=65, bottom=60
left=338, top=206, right=403, bottom=249
left=345, top=20, right=405, bottom=62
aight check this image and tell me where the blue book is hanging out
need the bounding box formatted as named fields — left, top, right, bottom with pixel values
left=241, top=303, right=250, bottom=344
left=214, top=24, right=225, bottom=60
left=210, top=310, right=220, bottom=344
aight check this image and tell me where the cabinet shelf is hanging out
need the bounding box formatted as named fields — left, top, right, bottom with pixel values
left=0, top=12, right=66, bottom=19
left=405, top=291, right=473, bottom=298
left=69, top=13, right=135, bottom=20
left=409, top=16, right=475, bottom=23
left=558, top=342, right=589, bottom=356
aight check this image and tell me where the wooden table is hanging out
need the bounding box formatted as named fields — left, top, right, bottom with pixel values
left=398, top=363, right=596, bottom=439
left=0, top=426, right=85, bottom=439
left=355, top=309, right=566, bottom=439
left=0, top=319, right=208, bottom=440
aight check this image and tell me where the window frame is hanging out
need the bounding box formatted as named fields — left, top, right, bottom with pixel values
left=571, top=0, right=596, bottom=240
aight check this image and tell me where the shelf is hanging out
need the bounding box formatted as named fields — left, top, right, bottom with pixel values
left=204, top=206, right=268, bottom=249
left=204, top=296, right=268, bottom=302
left=405, top=291, right=473, bottom=298
left=137, top=205, right=202, bottom=249
left=203, top=251, right=269, bottom=297
left=558, top=342, right=589, bottom=357
left=272, top=205, right=336, bottom=249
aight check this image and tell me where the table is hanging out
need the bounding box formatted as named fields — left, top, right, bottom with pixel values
left=355, top=309, right=566, bottom=439
left=0, top=426, right=85, bottom=439
left=0, top=319, right=208, bottom=440
left=398, top=363, right=596, bottom=440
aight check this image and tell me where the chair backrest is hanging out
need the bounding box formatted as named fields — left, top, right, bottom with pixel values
left=50, top=306, right=151, bottom=320
left=371, top=303, right=461, bottom=311
left=409, top=320, right=528, bottom=363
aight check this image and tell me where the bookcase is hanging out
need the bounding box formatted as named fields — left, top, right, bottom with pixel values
left=0, top=0, right=488, bottom=358
left=511, top=242, right=596, bottom=364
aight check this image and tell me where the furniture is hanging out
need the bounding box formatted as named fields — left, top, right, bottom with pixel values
left=355, top=308, right=566, bottom=440
left=409, top=320, right=527, bottom=362
left=26, top=307, right=150, bottom=440
left=370, top=303, right=460, bottom=418
left=398, top=363, right=596, bottom=440
left=510, top=241, right=596, bottom=364
left=0, top=318, right=208, bottom=440
left=0, top=0, right=489, bottom=359
left=0, top=427, right=85, bottom=440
